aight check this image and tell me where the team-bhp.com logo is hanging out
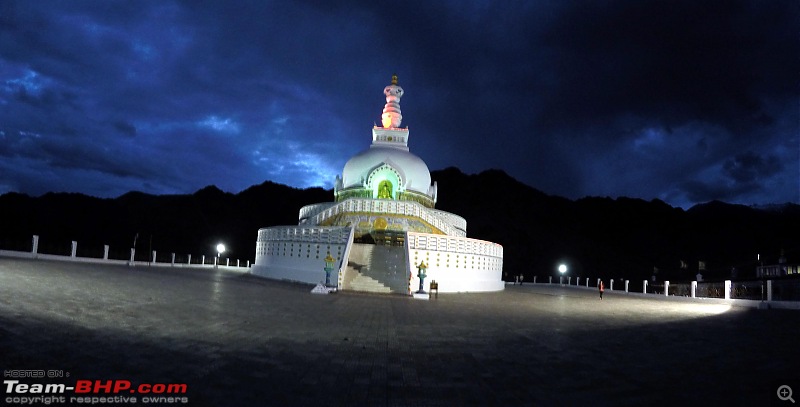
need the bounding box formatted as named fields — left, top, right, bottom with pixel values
left=4, top=374, right=189, bottom=405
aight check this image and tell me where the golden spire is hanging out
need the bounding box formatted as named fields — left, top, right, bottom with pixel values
left=391, top=74, right=398, bottom=85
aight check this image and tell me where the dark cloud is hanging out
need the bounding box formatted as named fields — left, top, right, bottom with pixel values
left=0, top=0, right=797, bottom=208
left=723, top=152, right=782, bottom=184
left=113, top=121, right=137, bottom=138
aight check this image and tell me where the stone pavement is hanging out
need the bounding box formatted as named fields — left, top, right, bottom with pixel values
left=1, top=257, right=798, bottom=406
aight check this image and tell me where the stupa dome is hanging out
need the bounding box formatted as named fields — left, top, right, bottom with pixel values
left=341, top=145, right=432, bottom=196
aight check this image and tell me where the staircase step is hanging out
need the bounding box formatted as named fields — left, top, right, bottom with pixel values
left=349, top=274, right=393, bottom=293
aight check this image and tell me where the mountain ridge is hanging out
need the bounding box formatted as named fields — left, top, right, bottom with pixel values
left=1, top=168, right=797, bottom=282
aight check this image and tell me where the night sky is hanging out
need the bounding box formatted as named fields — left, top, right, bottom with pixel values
left=1, top=1, right=798, bottom=209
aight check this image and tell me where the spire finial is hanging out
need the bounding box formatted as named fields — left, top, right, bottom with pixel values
left=382, top=74, right=404, bottom=128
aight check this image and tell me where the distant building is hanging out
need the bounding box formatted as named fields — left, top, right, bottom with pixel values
left=250, top=75, right=504, bottom=294
left=757, top=250, right=799, bottom=277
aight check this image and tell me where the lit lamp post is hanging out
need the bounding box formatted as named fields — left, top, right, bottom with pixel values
left=559, top=264, right=567, bottom=285
left=216, top=243, right=225, bottom=268
left=416, top=261, right=428, bottom=294
left=324, top=252, right=335, bottom=287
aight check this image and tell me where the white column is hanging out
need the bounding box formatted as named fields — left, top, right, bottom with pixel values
left=549, top=276, right=552, bottom=284
left=188, top=254, right=192, bottom=265
left=32, top=235, right=39, bottom=254
left=103, top=245, right=109, bottom=260
left=568, top=276, right=572, bottom=285
left=171, top=253, right=176, bottom=266
left=586, top=279, right=589, bottom=288
left=559, top=276, right=563, bottom=285
left=767, top=280, right=773, bottom=301
left=237, top=259, right=240, bottom=267
left=724, top=280, right=731, bottom=300
left=226, top=258, right=230, bottom=266
left=664, top=281, right=669, bottom=296
left=151, top=250, right=156, bottom=264
left=202, top=255, right=206, bottom=265
left=625, top=280, right=629, bottom=292
left=247, top=260, right=250, bottom=267
left=643, top=280, right=648, bottom=293
left=533, top=276, right=537, bottom=284
left=71, top=241, right=77, bottom=258
left=691, top=281, right=697, bottom=298
left=129, top=248, right=135, bottom=265
left=610, top=279, right=614, bottom=290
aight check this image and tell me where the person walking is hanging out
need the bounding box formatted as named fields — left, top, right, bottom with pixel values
left=599, top=280, right=605, bottom=300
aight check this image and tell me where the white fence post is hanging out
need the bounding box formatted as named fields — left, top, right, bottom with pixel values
left=549, top=276, right=552, bottom=284
left=625, top=280, right=629, bottom=292
left=691, top=281, right=697, bottom=298
left=533, top=276, right=537, bottom=284
left=171, top=253, right=176, bottom=266
left=568, top=276, right=572, bottom=285
left=202, top=255, right=206, bottom=265
left=247, top=260, right=250, bottom=267
left=32, top=235, right=39, bottom=255
left=71, top=241, right=77, bottom=258
left=103, top=245, right=109, bottom=260
left=664, top=281, right=670, bottom=296
left=237, top=259, right=240, bottom=267
left=767, top=280, right=773, bottom=301
left=576, top=277, right=580, bottom=286
left=151, top=250, right=156, bottom=264
left=129, top=248, right=135, bottom=265
left=643, top=280, right=648, bottom=293
left=188, top=254, right=192, bottom=265
left=226, top=258, right=230, bottom=266
left=586, top=278, right=589, bottom=288
left=610, top=279, right=614, bottom=290
left=724, top=280, right=731, bottom=300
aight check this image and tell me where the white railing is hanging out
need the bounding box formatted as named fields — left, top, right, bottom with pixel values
left=303, top=198, right=467, bottom=237
left=257, top=225, right=352, bottom=244
left=407, top=232, right=503, bottom=258
left=0, top=235, right=250, bottom=269
left=526, top=277, right=800, bottom=309
left=298, top=202, right=335, bottom=222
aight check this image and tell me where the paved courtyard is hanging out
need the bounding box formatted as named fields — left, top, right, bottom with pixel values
left=1, top=257, right=798, bottom=406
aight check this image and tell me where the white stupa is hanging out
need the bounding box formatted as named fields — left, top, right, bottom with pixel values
left=251, top=75, right=503, bottom=293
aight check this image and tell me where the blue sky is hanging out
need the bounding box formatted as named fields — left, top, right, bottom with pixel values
left=1, top=0, right=797, bottom=209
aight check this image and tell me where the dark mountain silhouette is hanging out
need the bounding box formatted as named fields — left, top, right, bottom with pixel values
left=0, top=168, right=797, bottom=283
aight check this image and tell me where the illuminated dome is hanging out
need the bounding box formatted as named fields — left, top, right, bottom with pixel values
left=335, top=75, right=437, bottom=207
left=341, top=146, right=432, bottom=196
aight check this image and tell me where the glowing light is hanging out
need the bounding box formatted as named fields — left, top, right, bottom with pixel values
left=683, top=303, right=731, bottom=315
left=216, top=243, right=226, bottom=255
left=558, top=264, right=567, bottom=273
left=382, top=116, right=392, bottom=128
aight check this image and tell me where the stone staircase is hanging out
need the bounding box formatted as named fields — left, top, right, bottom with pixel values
left=349, top=274, right=393, bottom=293
left=343, top=243, right=408, bottom=294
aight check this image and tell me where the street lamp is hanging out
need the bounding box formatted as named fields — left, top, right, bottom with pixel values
left=416, top=261, right=428, bottom=294
left=216, top=243, right=225, bottom=268
left=324, top=252, right=335, bottom=287
left=558, top=264, right=567, bottom=285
